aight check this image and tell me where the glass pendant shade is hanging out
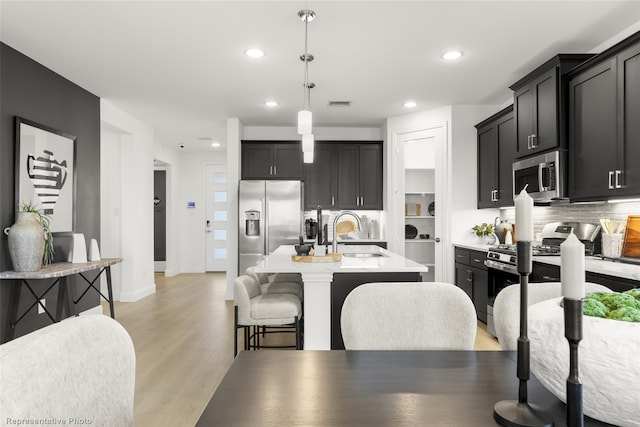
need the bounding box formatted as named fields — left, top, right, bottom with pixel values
left=297, top=110, right=312, bottom=135
left=303, top=150, right=314, bottom=163
left=302, top=133, right=314, bottom=152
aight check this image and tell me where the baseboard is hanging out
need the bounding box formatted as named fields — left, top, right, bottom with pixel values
left=163, top=269, right=179, bottom=277
left=119, top=283, right=156, bottom=302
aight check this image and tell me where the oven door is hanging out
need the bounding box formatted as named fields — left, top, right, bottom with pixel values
left=485, top=260, right=520, bottom=337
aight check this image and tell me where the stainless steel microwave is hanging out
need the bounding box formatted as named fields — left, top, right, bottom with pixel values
left=512, top=150, right=566, bottom=202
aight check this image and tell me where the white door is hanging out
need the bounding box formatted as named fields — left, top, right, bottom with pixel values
left=205, top=164, right=228, bottom=271
left=394, top=126, right=448, bottom=282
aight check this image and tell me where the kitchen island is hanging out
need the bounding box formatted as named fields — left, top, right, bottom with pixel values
left=254, top=245, right=428, bottom=350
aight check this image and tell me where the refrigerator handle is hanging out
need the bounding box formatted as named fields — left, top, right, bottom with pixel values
left=263, top=196, right=268, bottom=255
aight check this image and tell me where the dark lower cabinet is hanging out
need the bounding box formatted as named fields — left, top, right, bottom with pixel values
left=330, top=272, right=421, bottom=349
left=532, top=261, right=638, bottom=292
left=454, top=247, right=488, bottom=323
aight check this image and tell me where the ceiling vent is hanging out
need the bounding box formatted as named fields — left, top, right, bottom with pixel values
left=328, top=101, right=351, bottom=108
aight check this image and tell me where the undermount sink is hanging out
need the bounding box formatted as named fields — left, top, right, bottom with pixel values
left=342, top=252, right=387, bottom=258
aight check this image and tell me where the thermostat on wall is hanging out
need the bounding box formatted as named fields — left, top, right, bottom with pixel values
left=187, top=201, right=196, bottom=208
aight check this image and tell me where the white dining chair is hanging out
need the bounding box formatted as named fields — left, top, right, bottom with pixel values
left=340, top=282, right=477, bottom=350
left=493, top=281, right=612, bottom=350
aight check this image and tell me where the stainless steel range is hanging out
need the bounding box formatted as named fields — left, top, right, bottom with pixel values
left=485, top=221, right=602, bottom=274
left=484, top=221, right=601, bottom=336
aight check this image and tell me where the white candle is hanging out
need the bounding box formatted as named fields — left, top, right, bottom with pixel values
left=515, top=188, right=533, bottom=242
left=561, top=233, right=585, bottom=299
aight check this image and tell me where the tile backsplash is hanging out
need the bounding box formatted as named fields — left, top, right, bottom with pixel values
left=499, top=201, right=640, bottom=235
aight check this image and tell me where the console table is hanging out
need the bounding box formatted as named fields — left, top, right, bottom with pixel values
left=0, top=258, right=122, bottom=342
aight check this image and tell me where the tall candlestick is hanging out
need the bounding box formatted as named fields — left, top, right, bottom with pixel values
left=515, top=189, right=533, bottom=242
left=561, top=233, right=585, bottom=300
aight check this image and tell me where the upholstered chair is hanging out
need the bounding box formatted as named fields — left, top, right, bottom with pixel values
left=340, top=282, right=477, bottom=350
left=245, top=266, right=303, bottom=300
left=233, top=274, right=302, bottom=356
left=0, top=315, right=135, bottom=426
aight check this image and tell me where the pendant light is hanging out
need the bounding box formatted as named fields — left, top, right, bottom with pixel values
left=297, top=10, right=315, bottom=136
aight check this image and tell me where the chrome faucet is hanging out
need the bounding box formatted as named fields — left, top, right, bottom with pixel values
left=332, top=211, right=363, bottom=254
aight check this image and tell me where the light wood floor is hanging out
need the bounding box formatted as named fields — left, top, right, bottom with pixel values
left=102, top=273, right=501, bottom=427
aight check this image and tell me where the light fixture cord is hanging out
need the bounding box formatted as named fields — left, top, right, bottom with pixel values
left=303, top=13, right=309, bottom=110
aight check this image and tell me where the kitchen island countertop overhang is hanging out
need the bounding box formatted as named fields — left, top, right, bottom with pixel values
left=253, top=245, right=429, bottom=350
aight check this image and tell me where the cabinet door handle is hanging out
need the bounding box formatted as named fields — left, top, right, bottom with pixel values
left=527, top=135, right=531, bottom=150
left=273, top=166, right=277, bottom=176
left=531, top=134, right=537, bottom=148
left=270, top=166, right=273, bottom=176
left=360, top=196, right=364, bottom=205
left=615, top=170, right=623, bottom=189
left=608, top=171, right=615, bottom=189
left=466, top=270, right=473, bottom=281
left=331, top=196, right=335, bottom=206
left=542, top=275, right=559, bottom=282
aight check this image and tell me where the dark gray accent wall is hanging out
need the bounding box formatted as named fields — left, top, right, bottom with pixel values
left=1, top=43, right=101, bottom=342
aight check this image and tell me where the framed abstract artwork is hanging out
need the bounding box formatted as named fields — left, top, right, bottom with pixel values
left=15, top=116, right=76, bottom=232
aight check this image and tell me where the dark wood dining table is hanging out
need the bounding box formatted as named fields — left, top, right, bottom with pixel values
left=196, top=350, right=613, bottom=426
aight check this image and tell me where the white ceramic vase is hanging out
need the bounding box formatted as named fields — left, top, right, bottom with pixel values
left=6, top=211, right=45, bottom=272
left=529, top=297, right=640, bottom=427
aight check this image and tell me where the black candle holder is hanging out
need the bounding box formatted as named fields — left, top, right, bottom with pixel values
left=494, top=240, right=554, bottom=427
left=563, top=298, right=584, bottom=427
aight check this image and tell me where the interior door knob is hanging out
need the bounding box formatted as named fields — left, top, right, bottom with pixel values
left=434, top=237, right=441, bottom=243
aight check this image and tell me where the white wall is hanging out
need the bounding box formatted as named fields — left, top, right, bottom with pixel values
left=100, top=100, right=156, bottom=302
left=449, top=105, right=502, bottom=244
left=226, top=118, right=242, bottom=299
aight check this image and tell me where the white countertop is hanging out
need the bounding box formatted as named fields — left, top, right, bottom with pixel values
left=453, top=242, right=640, bottom=282
left=254, top=245, right=428, bottom=274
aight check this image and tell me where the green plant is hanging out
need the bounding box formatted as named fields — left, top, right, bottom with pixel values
left=583, top=290, right=640, bottom=323
left=472, top=223, right=495, bottom=237
left=20, top=201, right=54, bottom=265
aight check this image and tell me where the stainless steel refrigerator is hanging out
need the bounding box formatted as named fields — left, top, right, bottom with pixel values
left=238, top=180, right=303, bottom=273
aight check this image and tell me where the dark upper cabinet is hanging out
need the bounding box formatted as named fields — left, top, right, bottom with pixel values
left=241, top=141, right=303, bottom=179
left=476, top=105, right=516, bottom=208
left=510, top=54, right=594, bottom=158
left=303, top=143, right=338, bottom=210
left=337, top=143, right=383, bottom=210
left=568, top=58, right=617, bottom=199
left=569, top=33, right=640, bottom=201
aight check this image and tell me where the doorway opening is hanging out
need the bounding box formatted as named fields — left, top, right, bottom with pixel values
left=393, top=124, right=449, bottom=283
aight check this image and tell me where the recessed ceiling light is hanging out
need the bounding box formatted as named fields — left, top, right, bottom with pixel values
left=245, top=49, right=264, bottom=58
left=442, top=50, right=463, bottom=60
left=265, top=101, right=278, bottom=107
left=404, top=101, right=417, bottom=108
left=211, top=142, right=221, bottom=148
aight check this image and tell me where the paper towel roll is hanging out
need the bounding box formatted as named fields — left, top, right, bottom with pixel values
left=88, top=238, right=101, bottom=261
